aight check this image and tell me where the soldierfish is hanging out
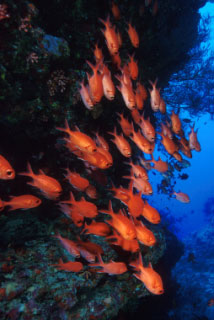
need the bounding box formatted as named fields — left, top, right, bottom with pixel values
left=111, top=1, right=121, bottom=20
left=61, top=192, right=98, bottom=218
left=89, top=254, right=127, bottom=275
left=108, top=127, right=132, bottom=157
left=127, top=23, right=139, bottom=48
left=93, top=43, right=103, bottom=62
left=56, top=119, right=97, bottom=154
left=99, top=16, right=119, bottom=55
left=86, top=60, right=104, bottom=103
left=145, top=155, right=168, bottom=173
left=149, top=79, right=161, bottom=112
left=172, top=191, right=190, bottom=203
left=157, top=132, right=178, bottom=155
left=138, top=116, right=155, bottom=143
left=134, top=220, right=156, bottom=246
left=142, top=200, right=161, bottom=224
left=107, top=230, right=140, bottom=253
left=0, top=155, right=15, bottom=180
left=101, top=201, right=137, bottom=240
left=116, top=75, right=136, bottom=110
left=19, top=163, right=62, bottom=200
left=101, top=65, right=115, bottom=100
left=79, top=81, right=94, bottom=110
left=3, top=195, right=41, bottom=211
left=130, top=253, right=164, bottom=295
left=127, top=54, right=138, bottom=80
left=81, top=221, right=111, bottom=237
left=130, top=127, right=155, bottom=154
left=51, top=258, right=83, bottom=272
left=188, top=124, right=201, bottom=152
left=170, top=111, right=182, bottom=135
left=58, top=203, right=84, bottom=227
left=64, top=169, right=89, bottom=191
left=116, top=113, right=133, bottom=136
left=125, top=160, right=148, bottom=180
left=54, top=233, right=80, bottom=258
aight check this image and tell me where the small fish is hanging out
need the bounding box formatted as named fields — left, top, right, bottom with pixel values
left=159, top=98, right=166, bottom=114
left=157, top=132, right=178, bottom=155
left=130, top=127, right=155, bottom=154
left=94, top=132, right=109, bottom=151
left=134, top=220, right=156, bottom=246
left=101, top=64, right=115, bottom=100
left=135, top=89, right=144, bottom=110
left=111, top=1, right=120, bottom=20
left=107, top=230, right=140, bottom=253
left=136, top=82, right=148, bottom=101
left=51, top=258, right=83, bottom=272
left=149, top=79, right=161, bottom=112
left=89, top=254, right=127, bottom=275
left=208, top=298, right=214, bottom=307
left=93, top=43, right=103, bottom=62
left=116, top=75, right=136, bottom=110
left=54, top=233, right=80, bottom=258
left=99, top=16, right=119, bottom=55
left=79, top=81, right=94, bottom=110
left=111, top=52, right=121, bottom=69
left=146, top=155, right=168, bottom=173
left=172, top=191, right=190, bottom=203
left=3, top=195, right=41, bottom=211
left=122, top=181, right=145, bottom=218
left=116, top=113, right=133, bottom=136
left=108, top=127, right=132, bottom=157
left=61, top=192, right=98, bottom=218
left=161, top=122, right=173, bottom=140
left=138, top=116, right=155, bottom=143
left=58, top=203, right=84, bottom=227
left=125, top=160, right=148, bottom=180
left=101, top=201, right=137, bottom=240
left=127, top=23, right=139, bottom=48
left=64, top=169, right=89, bottom=191
left=19, top=163, right=62, bottom=200
left=86, top=60, right=104, bottom=103
left=85, top=184, right=98, bottom=199
left=130, top=253, right=164, bottom=295
left=123, top=174, right=153, bottom=195
left=76, top=238, right=104, bottom=255
left=131, top=109, right=141, bottom=125
left=81, top=221, right=111, bottom=237
left=0, top=155, right=15, bottom=180
left=142, top=200, right=161, bottom=224
left=127, top=54, right=138, bottom=80
left=170, top=111, right=182, bottom=135
left=188, top=124, right=201, bottom=152
left=178, top=173, right=189, bottom=180
left=56, top=119, right=97, bottom=154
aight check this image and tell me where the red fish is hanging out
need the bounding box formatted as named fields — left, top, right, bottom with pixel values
left=0, top=155, right=15, bottom=180
left=170, top=111, right=182, bottom=135
left=145, top=155, right=168, bottom=173
left=131, top=109, right=141, bottom=125
left=89, top=254, right=127, bottom=275
left=125, top=161, right=148, bottom=180
left=108, top=127, right=132, bottom=157
left=130, top=126, right=155, bottom=154
left=138, top=116, right=155, bottom=143
left=54, top=233, right=80, bottom=258
left=85, top=184, right=98, bottom=199
left=127, top=54, right=138, bottom=80
left=116, top=75, right=136, bottom=110
left=142, top=200, right=161, bottom=224
left=107, top=230, right=139, bottom=253
left=157, top=132, right=178, bottom=155
left=79, top=81, right=94, bottom=110
left=76, top=238, right=104, bottom=256
left=101, top=201, right=137, bottom=240
left=93, top=43, right=103, bottom=62
left=64, top=169, right=89, bottom=191
left=172, top=191, right=190, bottom=203
left=149, top=79, right=161, bottom=112
left=116, top=113, right=133, bottom=136
left=161, top=122, right=173, bottom=140
left=94, top=132, right=109, bottom=151
left=51, top=258, right=83, bottom=272
left=86, top=60, right=104, bottom=103
left=123, top=174, right=153, bottom=195
left=111, top=2, right=120, bottom=20
left=127, top=23, right=139, bottom=48
left=136, top=82, right=148, bottom=101
left=3, top=195, right=41, bottom=211
left=99, top=16, right=119, bottom=55
left=189, top=124, right=201, bottom=152
left=100, top=63, right=115, bottom=100
left=58, top=203, right=84, bottom=227
left=130, top=253, right=164, bottom=295
left=134, top=220, right=156, bottom=246
left=61, top=192, right=98, bottom=218
left=19, top=163, right=62, bottom=200
left=120, top=181, right=145, bottom=218
left=56, top=119, right=97, bottom=154
left=111, top=52, right=121, bottom=69
left=81, top=221, right=111, bottom=236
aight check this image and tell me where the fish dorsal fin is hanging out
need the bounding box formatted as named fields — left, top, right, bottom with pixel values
left=149, top=262, right=153, bottom=269
left=108, top=200, right=114, bottom=214
left=138, top=252, right=144, bottom=267
left=97, top=253, right=103, bottom=265
left=39, top=169, right=45, bottom=175
left=69, top=191, right=75, bottom=202
left=128, top=180, right=134, bottom=193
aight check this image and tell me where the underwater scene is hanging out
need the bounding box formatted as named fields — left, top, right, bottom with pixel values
left=0, top=0, right=213, bottom=319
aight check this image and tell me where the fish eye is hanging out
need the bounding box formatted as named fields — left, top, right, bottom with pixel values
left=92, top=148, right=97, bottom=152
left=36, top=199, right=40, bottom=204
left=6, top=170, right=13, bottom=176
